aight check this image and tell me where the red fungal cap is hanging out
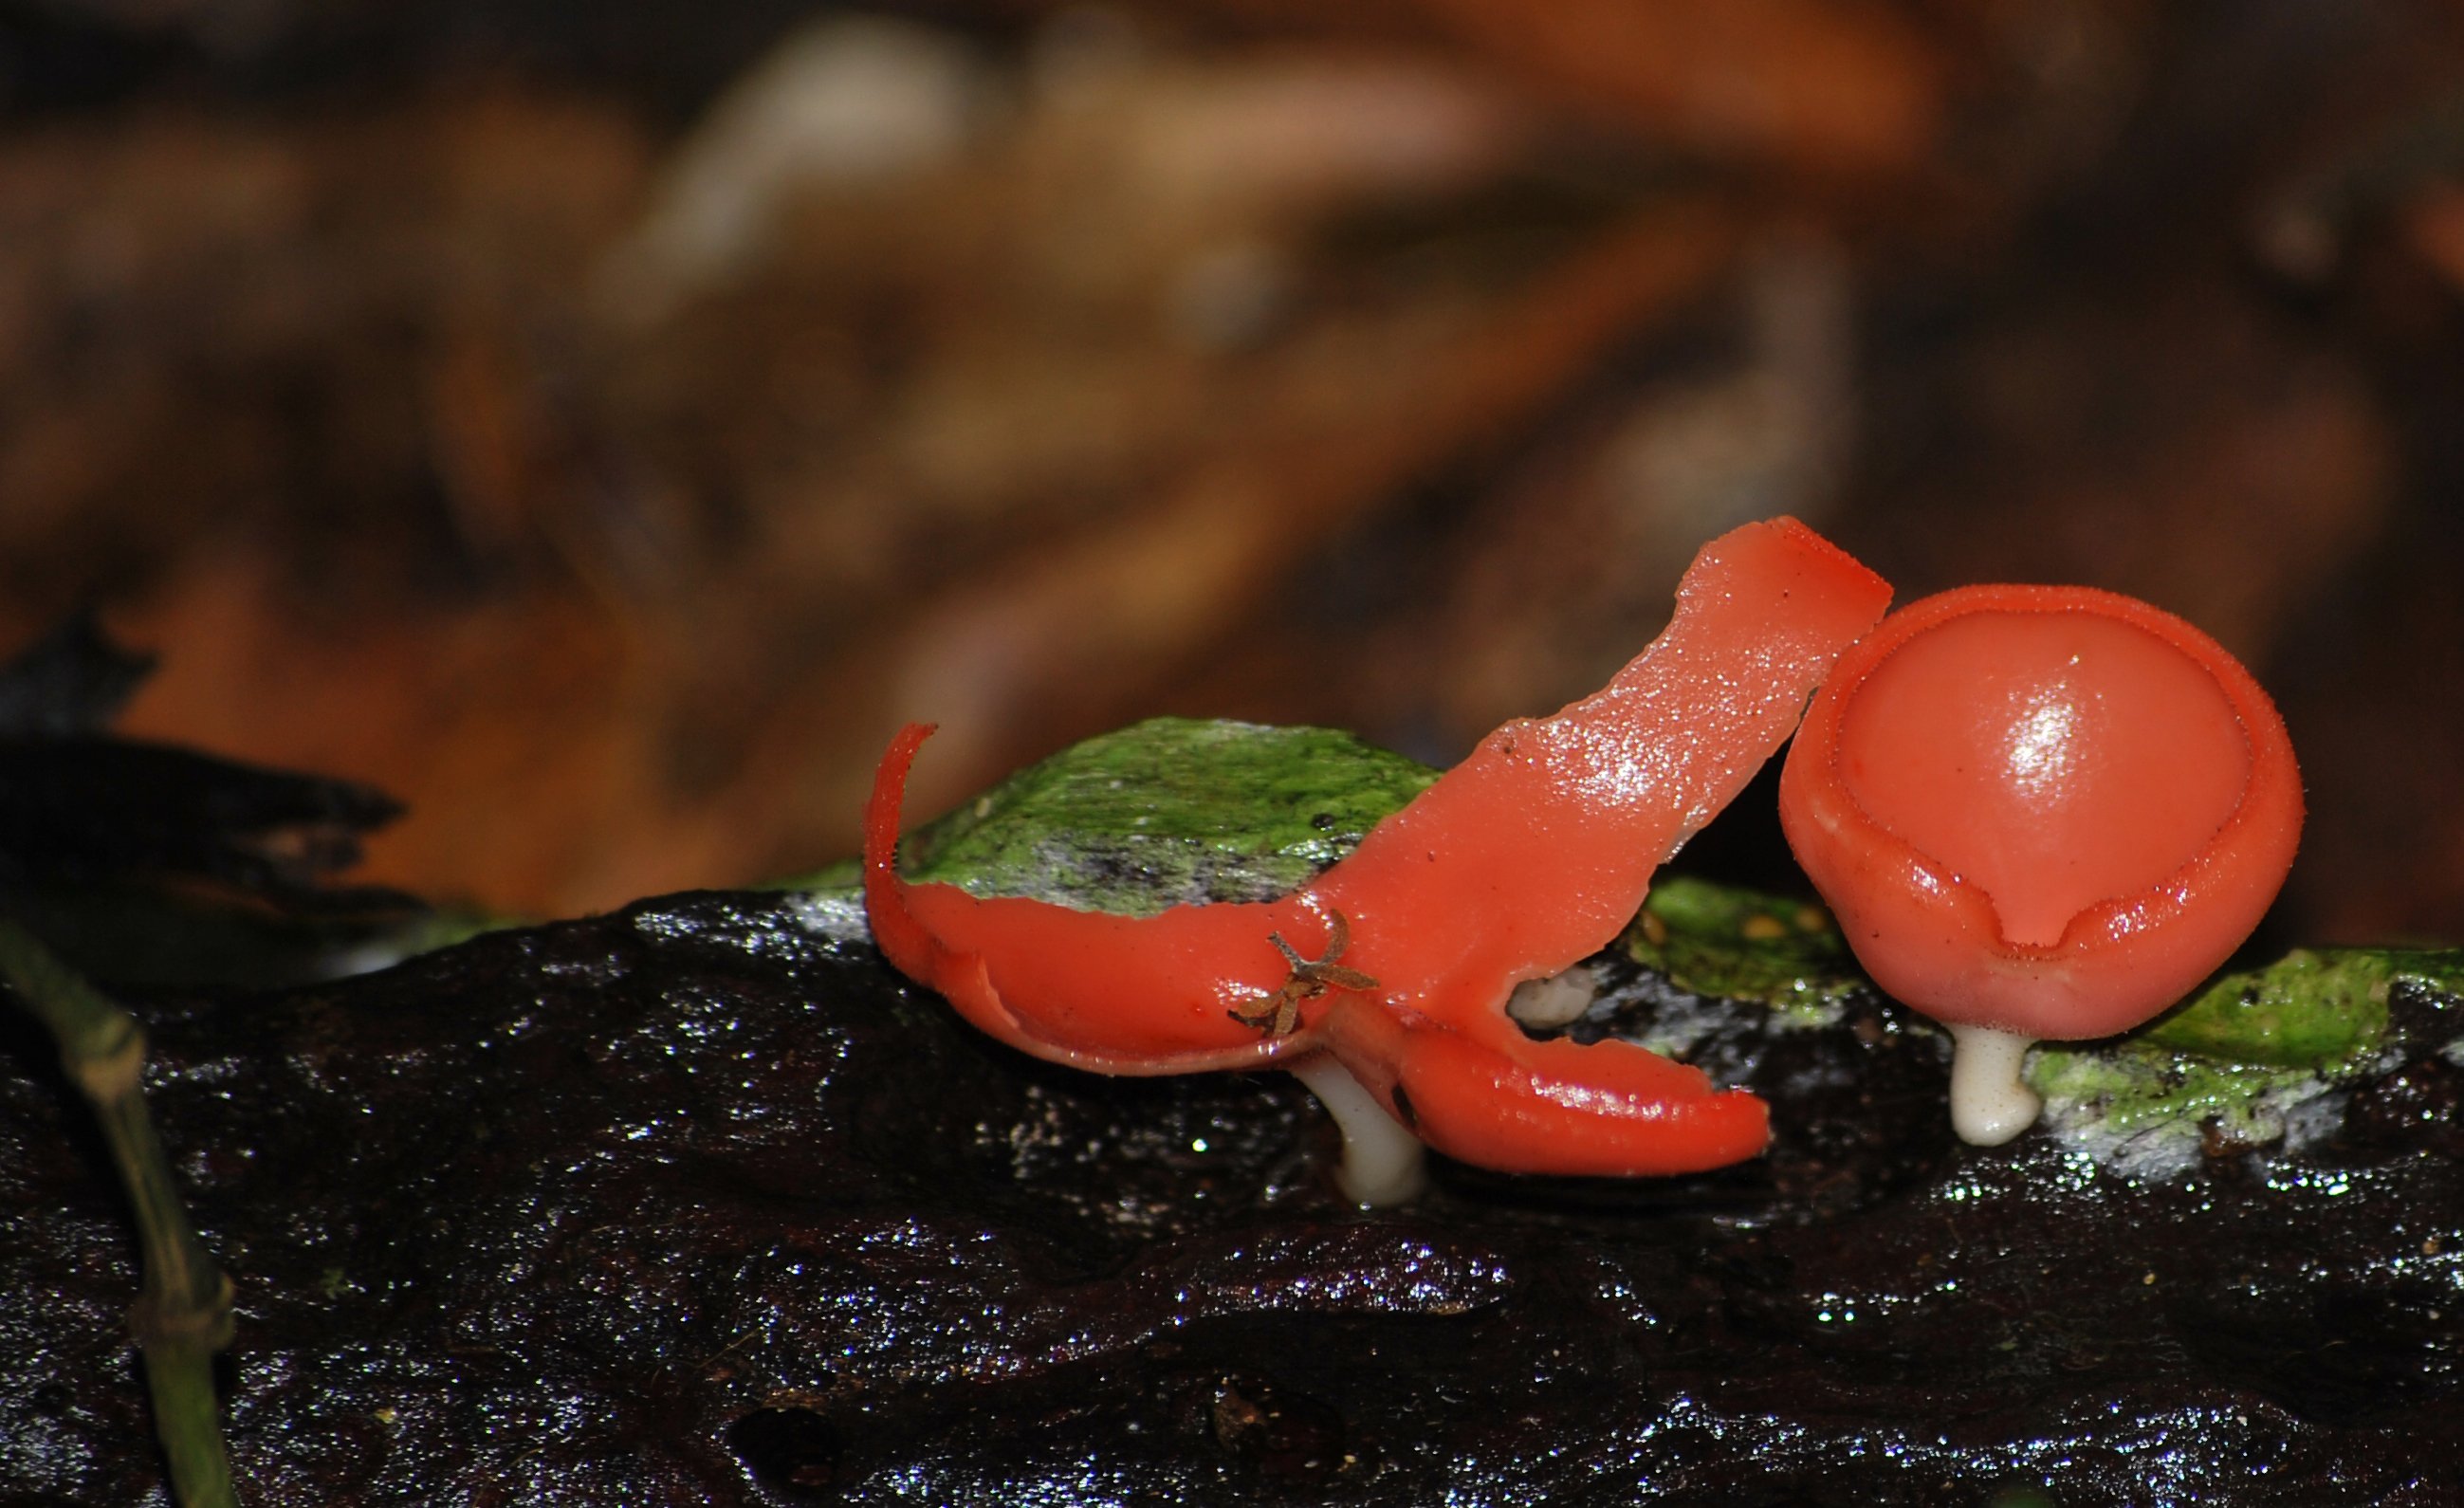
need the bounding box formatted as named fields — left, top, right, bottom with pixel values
left=868, top=518, right=1892, bottom=1186
left=1778, top=584, right=2303, bottom=1041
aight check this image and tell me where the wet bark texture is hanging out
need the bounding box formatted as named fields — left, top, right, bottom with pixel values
left=4, top=890, right=2458, bottom=1505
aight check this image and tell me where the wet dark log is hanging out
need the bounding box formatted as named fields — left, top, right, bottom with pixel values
left=4, top=888, right=2457, bottom=1504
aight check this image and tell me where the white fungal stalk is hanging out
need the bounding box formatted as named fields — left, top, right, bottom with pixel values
left=1287, top=1053, right=1427, bottom=1206
left=1944, top=1022, right=2042, bottom=1146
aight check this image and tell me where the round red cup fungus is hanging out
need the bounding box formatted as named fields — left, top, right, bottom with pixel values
left=1777, top=584, right=2304, bottom=1147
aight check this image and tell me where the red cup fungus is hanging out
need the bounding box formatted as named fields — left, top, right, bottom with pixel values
left=1778, top=584, right=2304, bottom=1146
left=869, top=519, right=1893, bottom=1203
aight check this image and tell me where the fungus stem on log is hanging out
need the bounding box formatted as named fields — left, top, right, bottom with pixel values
left=1943, top=1023, right=2041, bottom=1148
left=0, top=921, right=239, bottom=1508
left=1286, top=1053, right=1428, bottom=1206
left=1779, top=584, right=2303, bottom=1146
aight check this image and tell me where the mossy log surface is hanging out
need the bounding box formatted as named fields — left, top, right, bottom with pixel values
left=2, top=887, right=2457, bottom=1504
left=6, top=718, right=2463, bottom=1504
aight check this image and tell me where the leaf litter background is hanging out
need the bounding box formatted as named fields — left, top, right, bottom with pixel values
left=2, top=0, right=2461, bottom=945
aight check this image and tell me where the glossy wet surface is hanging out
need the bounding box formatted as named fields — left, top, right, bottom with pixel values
left=3, top=890, right=2458, bottom=1504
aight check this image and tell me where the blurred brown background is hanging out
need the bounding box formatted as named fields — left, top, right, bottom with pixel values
left=1, top=0, right=2459, bottom=942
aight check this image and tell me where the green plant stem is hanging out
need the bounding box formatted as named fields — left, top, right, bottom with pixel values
left=0, top=919, right=239, bottom=1508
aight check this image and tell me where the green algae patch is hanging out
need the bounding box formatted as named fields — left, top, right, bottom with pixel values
left=783, top=712, right=2461, bottom=1166
left=793, top=718, right=1864, bottom=1020
left=2028, top=1042, right=2337, bottom=1151
left=2140, top=948, right=2402, bottom=1070
left=1619, top=874, right=1864, bottom=1021
left=869, top=717, right=1437, bottom=917
left=2026, top=947, right=2464, bottom=1173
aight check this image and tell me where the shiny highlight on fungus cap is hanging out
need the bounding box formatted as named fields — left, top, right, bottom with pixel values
left=1778, top=584, right=2304, bottom=1147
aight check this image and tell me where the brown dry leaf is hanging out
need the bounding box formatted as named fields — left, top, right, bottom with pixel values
left=15, top=27, right=1731, bottom=915
left=1414, top=0, right=1946, bottom=175
left=0, top=91, right=661, bottom=915
left=721, top=204, right=1739, bottom=879
left=0, top=89, right=650, bottom=609
left=8, top=1, right=2461, bottom=945
left=111, top=554, right=730, bottom=917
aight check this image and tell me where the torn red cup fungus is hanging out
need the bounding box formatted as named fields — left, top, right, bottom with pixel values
left=867, top=518, right=1891, bottom=1203
left=1778, top=584, right=2304, bottom=1147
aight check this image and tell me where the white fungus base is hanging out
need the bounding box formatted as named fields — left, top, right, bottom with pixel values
left=1504, top=964, right=1600, bottom=1031
left=1945, top=1023, right=2044, bottom=1147
left=1288, top=1054, right=1427, bottom=1206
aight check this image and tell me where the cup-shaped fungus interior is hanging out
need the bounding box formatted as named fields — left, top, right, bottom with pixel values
left=1831, top=608, right=2251, bottom=949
